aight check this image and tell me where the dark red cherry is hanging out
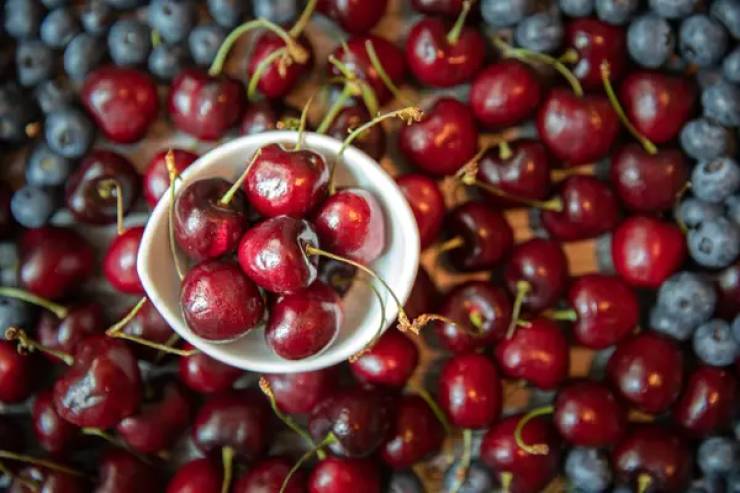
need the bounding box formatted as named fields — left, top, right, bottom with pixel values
left=240, top=100, right=279, bottom=136
left=611, top=216, right=686, bottom=289
left=143, top=149, right=198, bottom=207
left=565, top=18, right=627, bottom=90
left=179, top=344, right=243, bottom=394
left=192, top=389, right=271, bottom=461
left=308, top=457, right=381, bottom=493
left=553, top=380, right=626, bottom=447
left=612, top=425, right=693, bottom=493
left=404, top=266, right=439, bottom=320
left=81, top=66, right=158, bottom=144
left=717, top=261, right=740, bottom=319
left=9, top=466, right=86, bottom=493
left=673, top=365, right=737, bottom=436
left=399, top=97, right=478, bottom=176
left=327, top=105, right=386, bottom=160
left=470, top=60, right=541, bottom=128
left=494, top=318, right=569, bottom=390
left=168, top=69, right=246, bottom=141
left=65, top=149, right=140, bottom=225
left=233, top=456, right=306, bottom=493
left=247, top=33, right=312, bottom=100
left=32, top=389, right=78, bottom=454
left=96, top=449, right=161, bottom=493
left=237, top=216, right=319, bottom=294
left=36, top=302, right=105, bottom=362
left=610, top=144, right=689, bottom=213
left=0, top=340, right=33, bottom=403
left=318, top=0, right=387, bottom=34
left=174, top=178, right=248, bottom=261
left=606, top=332, right=684, bottom=414
left=0, top=182, right=16, bottom=238
left=480, top=414, right=561, bottom=493
left=438, top=353, right=502, bottom=429
left=380, top=394, right=444, bottom=470
left=103, top=226, right=144, bottom=295
left=435, top=281, right=512, bottom=353
left=317, top=258, right=357, bottom=295
left=166, top=459, right=221, bottom=493
left=396, top=173, right=444, bottom=250
left=117, top=300, right=174, bottom=360
left=0, top=415, right=24, bottom=451
left=411, top=0, right=463, bottom=15
left=181, top=259, right=265, bottom=342
left=503, top=238, right=569, bottom=313
left=619, top=71, right=697, bottom=144
left=350, top=329, right=418, bottom=388
left=443, top=201, right=513, bottom=272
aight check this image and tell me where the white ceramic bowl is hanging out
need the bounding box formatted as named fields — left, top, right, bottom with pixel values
left=138, top=131, right=420, bottom=373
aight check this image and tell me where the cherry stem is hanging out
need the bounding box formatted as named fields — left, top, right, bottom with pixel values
left=468, top=310, right=485, bottom=333
left=438, top=236, right=465, bottom=254
left=499, top=140, right=513, bottom=160
left=550, top=164, right=595, bottom=181
left=513, top=405, right=554, bottom=455
left=154, top=332, right=182, bottom=364
left=220, top=446, right=234, bottom=493
left=447, top=0, right=473, bottom=45
left=5, top=327, right=74, bottom=366
left=637, top=473, right=653, bottom=493
left=558, top=48, right=579, bottom=64
left=288, top=0, right=318, bottom=38
left=413, top=385, right=452, bottom=434
left=506, top=281, right=531, bottom=339
left=0, top=450, right=84, bottom=478
left=219, top=148, right=263, bottom=206
left=500, top=471, right=513, bottom=493
left=494, top=37, right=584, bottom=97
left=166, top=150, right=186, bottom=281
left=673, top=181, right=692, bottom=234
left=316, top=84, right=353, bottom=134
left=247, top=47, right=289, bottom=101
left=0, top=461, right=40, bottom=492
left=294, top=93, right=315, bottom=151
left=364, top=40, right=414, bottom=106
left=600, top=61, right=657, bottom=155
left=0, top=287, right=67, bottom=319
left=258, top=377, right=321, bottom=456
left=542, top=308, right=578, bottom=322
left=348, top=283, right=386, bottom=363
left=97, top=178, right=124, bottom=236
left=450, top=429, right=473, bottom=493
left=279, top=433, right=337, bottom=493
left=81, top=428, right=152, bottom=465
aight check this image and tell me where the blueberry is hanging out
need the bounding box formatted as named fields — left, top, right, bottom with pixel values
left=252, top=0, right=299, bottom=25
left=40, top=8, right=79, bottom=49
left=442, top=460, right=494, bottom=493
left=481, top=0, right=534, bottom=27
left=64, top=33, right=104, bottom=80
left=595, top=0, right=637, bottom=25
left=388, top=470, right=425, bottom=493
left=733, top=315, right=740, bottom=344
left=0, top=243, right=19, bottom=270
left=0, top=82, right=40, bottom=144
left=108, top=19, right=151, bottom=66
left=80, top=0, right=115, bottom=35
left=33, top=79, right=75, bottom=114
left=693, top=319, right=739, bottom=366
left=207, top=0, right=245, bottom=28
left=727, top=194, right=740, bottom=225
left=4, top=0, right=43, bottom=39
left=677, top=198, right=723, bottom=229
left=679, top=15, right=728, bottom=67
left=696, top=68, right=725, bottom=90
left=188, top=24, right=225, bottom=67
left=680, top=118, right=736, bottom=161
left=698, top=437, right=738, bottom=476
left=514, top=12, right=564, bottom=54
left=723, top=46, right=740, bottom=84
left=565, top=447, right=612, bottom=493
left=655, top=271, right=717, bottom=329
left=25, top=142, right=72, bottom=187
left=650, top=306, right=696, bottom=341
left=44, top=107, right=94, bottom=159
left=691, top=157, right=740, bottom=203
left=559, top=0, right=593, bottom=17
left=148, top=43, right=188, bottom=81
left=727, top=471, right=740, bottom=493
left=103, top=0, right=142, bottom=9
left=688, top=217, right=740, bottom=269
left=0, top=297, right=33, bottom=331
left=711, top=0, right=740, bottom=40
left=702, top=81, right=740, bottom=128
left=10, top=185, right=56, bottom=228
left=627, top=14, right=675, bottom=68
left=648, top=0, right=699, bottom=19
left=16, top=41, right=54, bottom=87
left=148, top=0, right=195, bottom=44
left=41, top=0, right=67, bottom=7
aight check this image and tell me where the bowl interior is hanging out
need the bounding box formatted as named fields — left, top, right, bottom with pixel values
left=137, top=131, right=420, bottom=373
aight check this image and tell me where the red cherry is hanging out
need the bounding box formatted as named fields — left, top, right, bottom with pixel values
left=565, top=18, right=627, bottom=91
left=166, top=459, right=221, bottom=493
left=470, top=61, right=541, bottom=128
left=9, top=466, right=86, bottom=493
left=240, top=101, right=279, bottom=136
left=103, top=226, right=145, bottom=295
left=443, top=201, right=513, bottom=272
left=411, top=0, right=463, bottom=15
left=399, top=97, right=478, bottom=176
left=36, top=302, right=105, bottom=362
left=606, top=332, right=684, bottom=414
left=553, top=380, right=626, bottom=446
left=397, top=173, right=445, bottom=250
left=179, top=344, right=243, bottom=395
left=247, top=33, right=312, bottom=100
left=326, top=105, right=386, bottom=160
left=168, top=69, right=246, bottom=141
left=81, top=66, right=158, bottom=144
left=673, top=365, right=737, bottom=436
left=117, top=300, right=174, bottom=360
left=95, top=449, right=161, bottom=493
left=0, top=415, right=24, bottom=451
left=380, top=394, right=445, bottom=469
left=404, top=266, right=440, bottom=320
left=233, top=456, right=306, bottom=493
left=503, top=238, right=569, bottom=313
left=717, top=261, right=740, bottom=319
left=438, top=353, right=502, bottom=429
left=349, top=329, right=419, bottom=388
left=32, top=389, right=78, bottom=454
left=264, top=368, right=336, bottom=415
left=308, top=457, right=381, bottom=493
left=0, top=340, right=33, bottom=403
left=143, top=149, right=198, bottom=207
left=318, top=0, right=388, bottom=34
left=611, top=216, right=686, bottom=288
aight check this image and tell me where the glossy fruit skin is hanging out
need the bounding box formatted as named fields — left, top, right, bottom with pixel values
left=435, top=281, right=512, bottom=353
left=103, top=226, right=145, bottom=294
left=168, top=69, right=246, bottom=140
left=717, top=261, right=740, bottom=319
left=318, top=0, right=387, bottom=34
left=327, top=105, right=386, bottom=160
left=240, top=100, right=278, bottom=136
left=313, top=188, right=385, bottom=263
left=412, top=0, right=462, bottom=15
left=179, top=345, right=243, bottom=394
left=480, top=414, right=561, bottom=493
left=553, top=380, right=626, bottom=447
left=567, top=274, right=638, bottom=349
left=438, top=353, right=502, bottom=429
left=612, top=425, right=693, bottom=493
left=36, top=302, right=105, bottom=361
left=503, top=238, right=569, bottom=312
left=444, top=201, right=513, bottom=272
left=265, top=368, right=336, bottom=415
left=380, top=394, right=445, bottom=469
left=611, top=216, right=686, bottom=288
left=143, top=149, right=198, bottom=206
left=118, top=300, right=173, bottom=360
left=96, top=449, right=161, bottom=493
left=399, top=97, right=478, bottom=176
left=166, top=459, right=222, bottom=493
left=247, top=33, right=312, bottom=100
left=607, top=332, right=684, bottom=414
left=470, top=61, right=541, bottom=128
left=610, top=144, right=690, bottom=213
left=233, top=456, right=306, bottom=493
left=308, top=457, right=381, bottom=493
left=673, top=365, right=737, bottom=436
left=350, top=329, right=419, bottom=388
left=81, top=66, right=158, bottom=143
left=565, top=18, right=627, bottom=90
left=53, top=336, right=142, bottom=429
left=32, top=389, right=78, bottom=454
left=0, top=340, right=33, bottom=403
left=397, top=173, right=445, bottom=249
left=495, top=318, right=570, bottom=390
left=9, top=466, right=86, bottom=493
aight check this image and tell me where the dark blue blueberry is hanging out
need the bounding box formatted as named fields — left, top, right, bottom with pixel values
left=148, top=43, right=188, bottom=81
left=688, top=217, right=740, bottom=269
left=702, top=81, right=740, bottom=128
left=595, top=0, right=637, bottom=25
left=44, top=107, right=94, bottom=159
left=0, top=82, right=40, bottom=144
left=648, top=0, right=698, bottom=19
left=40, top=8, right=79, bottom=49
left=103, top=0, right=142, bottom=9
left=64, top=33, right=105, bottom=80
left=10, top=185, right=56, bottom=228
left=711, top=0, right=740, bottom=40
left=80, top=0, right=115, bottom=35
left=627, top=14, right=675, bottom=68
left=4, top=0, right=43, bottom=39
left=559, top=0, right=593, bottom=17
left=680, top=118, right=736, bottom=161
left=387, top=470, right=425, bottom=493
left=481, top=0, right=534, bottom=27
left=108, top=18, right=151, bottom=66
left=41, top=0, right=67, bottom=7
left=677, top=198, right=723, bottom=229
left=15, top=41, right=54, bottom=87
left=650, top=306, right=696, bottom=341
left=691, top=157, right=740, bottom=203
left=565, top=447, right=612, bottom=493
left=655, top=271, right=717, bottom=330
left=148, top=0, right=195, bottom=44
left=693, top=319, right=739, bottom=366
left=723, top=46, right=740, bottom=84
left=679, top=15, right=728, bottom=67
left=514, top=11, right=564, bottom=54
left=696, top=68, right=725, bottom=90
left=252, top=0, right=299, bottom=25
left=698, top=437, right=738, bottom=476
left=733, top=314, right=740, bottom=345
left=442, top=460, right=494, bottom=493
left=727, top=194, right=740, bottom=225
left=0, top=297, right=34, bottom=331
left=34, top=79, right=75, bottom=114
left=25, top=142, right=72, bottom=187
left=726, top=471, right=740, bottom=493
left=188, top=24, right=225, bottom=67
left=207, top=0, right=245, bottom=28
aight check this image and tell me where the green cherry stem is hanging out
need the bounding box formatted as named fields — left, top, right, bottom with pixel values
left=0, top=451, right=85, bottom=478
left=437, top=236, right=465, bottom=255
left=316, top=84, right=353, bottom=134
left=247, top=47, right=288, bottom=101
left=364, top=40, right=414, bottom=105
left=446, top=0, right=473, bottom=45
left=450, top=429, right=473, bottom=493
left=513, top=405, right=554, bottom=455
left=279, top=433, right=338, bottom=493
left=506, top=281, right=531, bottom=339
left=218, top=149, right=263, bottom=206
left=288, top=0, right=318, bottom=38
left=541, top=308, right=578, bottom=322
left=96, top=178, right=124, bottom=236
left=413, top=385, right=452, bottom=434
left=220, top=446, right=234, bottom=493
left=0, top=461, right=39, bottom=491
left=348, top=283, right=386, bottom=362
left=637, top=473, right=653, bottom=493
left=500, top=471, right=513, bottom=493
left=294, top=93, right=315, bottom=151
left=81, top=427, right=152, bottom=465
left=166, top=150, right=186, bottom=281
left=258, top=377, right=321, bottom=456
left=498, top=139, right=513, bottom=160
left=0, top=287, right=67, bottom=319
left=5, top=327, right=74, bottom=366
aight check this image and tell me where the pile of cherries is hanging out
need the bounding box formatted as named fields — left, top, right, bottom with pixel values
left=1, top=0, right=740, bottom=492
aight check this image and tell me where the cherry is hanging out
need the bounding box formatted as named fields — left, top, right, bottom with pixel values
left=81, top=66, right=158, bottom=144
left=435, top=281, right=512, bottom=353
left=116, top=300, right=174, bottom=360
left=503, top=238, right=569, bottom=313
left=143, top=149, right=198, bottom=207
left=540, top=175, right=620, bottom=241
left=619, top=71, right=697, bottom=145
left=611, top=216, right=686, bottom=289
left=179, top=344, right=243, bottom=394
left=9, top=466, right=86, bottom=493
left=0, top=340, right=34, bottom=403
left=233, top=456, right=306, bottom=493
left=168, top=69, right=246, bottom=141
left=610, top=144, right=689, bottom=213
left=264, top=368, right=336, bottom=415
left=53, top=335, right=142, bottom=429
left=443, top=201, right=514, bottom=272
left=494, top=318, right=570, bottom=390
left=470, top=60, right=541, bottom=128
left=326, top=105, right=385, bottom=161
left=246, top=33, right=313, bottom=100
left=564, top=18, right=627, bottom=91
left=308, top=457, right=381, bottom=493
left=192, top=389, right=271, bottom=461
left=404, top=267, right=439, bottom=320
left=396, top=174, right=444, bottom=250
left=103, top=225, right=144, bottom=295
left=349, top=329, right=418, bottom=388
left=612, top=425, right=693, bottom=493
left=181, top=259, right=265, bottom=342
left=673, top=365, right=737, bottom=436
left=240, top=101, right=279, bottom=136
left=717, top=261, right=740, bottom=319
left=36, top=302, right=105, bottom=361
left=380, top=394, right=445, bottom=470
left=399, top=97, right=478, bottom=176
left=438, top=353, right=502, bottom=429
left=95, top=449, right=161, bottom=493
left=0, top=416, right=24, bottom=451
left=317, top=258, right=357, bottom=295
left=318, top=0, right=387, bottom=34
left=32, top=389, right=78, bottom=454
left=553, top=380, right=626, bottom=447
left=166, top=459, right=222, bottom=493
left=65, top=151, right=139, bottom=227
left=606, top=332, right=684, bottom=414
left=411, top=0, right=463, bottom=15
